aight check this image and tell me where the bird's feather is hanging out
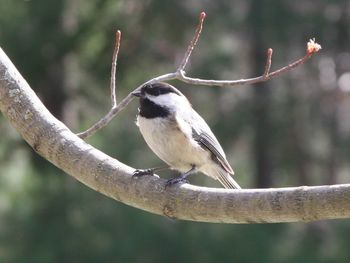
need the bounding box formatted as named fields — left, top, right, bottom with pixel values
left=188, top=110, right=234, bottom=175
left=216, top=169, right=241, bottom=189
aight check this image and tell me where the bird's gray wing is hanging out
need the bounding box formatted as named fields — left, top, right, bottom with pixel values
left=190, top=112, right=234, bottom=174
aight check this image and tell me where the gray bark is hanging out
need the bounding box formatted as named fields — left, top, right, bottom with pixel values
left=1, top=47, right=350, bottom=224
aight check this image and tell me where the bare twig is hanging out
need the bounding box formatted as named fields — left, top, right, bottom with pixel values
left=263, top=48, right=273, bottom=78
left=76, top=72, right=178, bottom=139
left=178, top=11, right=206, bottom=72
left=177, top=49, right=317, bottom=87
left=77, top=12, right=321, bottom=140
left=110, top=30, right=121, bottom=108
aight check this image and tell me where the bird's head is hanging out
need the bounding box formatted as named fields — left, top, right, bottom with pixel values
left=132, top=82, right=190, bottom=112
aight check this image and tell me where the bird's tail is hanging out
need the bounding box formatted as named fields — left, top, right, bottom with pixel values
left=216, top=169, right=241, bottom=189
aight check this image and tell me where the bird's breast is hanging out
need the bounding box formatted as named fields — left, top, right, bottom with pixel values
left=137, top=116, right=209, bottom=172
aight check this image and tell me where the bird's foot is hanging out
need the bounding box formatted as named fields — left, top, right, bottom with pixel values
left=165, top=176, right=189, bottom=188
left=133, top=168, right=155, bottom=177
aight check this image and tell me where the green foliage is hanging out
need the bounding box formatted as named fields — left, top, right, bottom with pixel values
left=1, top=0, right=350, bottom=262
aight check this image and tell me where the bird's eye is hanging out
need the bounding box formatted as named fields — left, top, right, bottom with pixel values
left=144, top=86, right=160, bottom=96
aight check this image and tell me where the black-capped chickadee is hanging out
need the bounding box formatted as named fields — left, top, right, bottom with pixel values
left=132, top=82, right=241, bottom=189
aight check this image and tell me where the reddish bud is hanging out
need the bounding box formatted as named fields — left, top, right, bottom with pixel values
left=116, top=30, right=121, bottom=39
left=267, top=48, right=273, bottom=56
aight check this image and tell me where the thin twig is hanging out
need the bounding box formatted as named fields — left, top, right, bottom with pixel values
left=110, top=30, right=121, bottom=107
left=267, top=52, right=313, bottom=79
left=178, top=11, right=206, bottom=72
left=263, top=48, right=273, bottom=78
left=77, top=72, right=178, bottom=139
left=77, top=13, right=321, bottom=140
left=178, top=51, right=316, bottom=87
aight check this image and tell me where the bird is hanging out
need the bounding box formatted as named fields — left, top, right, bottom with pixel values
left=132, top=82, right=241, bottom=189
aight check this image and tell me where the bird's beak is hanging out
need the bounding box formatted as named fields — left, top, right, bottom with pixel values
left=132, top=90, right=143, bottom=98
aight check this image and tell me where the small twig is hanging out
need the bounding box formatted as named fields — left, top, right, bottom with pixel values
left=77, top=72, right=178, bottom=139
left=263, top=48, right=273, bottom=78
left=266, top=52, right=312, bottom=79
left=178, top=48, right=318, bottom=87
left=76, top=13, right=321, bottom=140
left=178, top=11, right=206, bottom=72
left=110, top=30, right=121, bottom=108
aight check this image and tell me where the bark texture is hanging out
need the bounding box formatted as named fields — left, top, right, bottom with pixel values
left=1, top=47, right=350, bottom=224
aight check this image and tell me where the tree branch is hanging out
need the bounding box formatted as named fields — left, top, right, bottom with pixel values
left=1, top=47, right=349, bottom=224
left=77, top=12, right=321, bottom=139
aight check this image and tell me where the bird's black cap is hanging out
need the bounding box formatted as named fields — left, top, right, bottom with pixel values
left=133, top=82, right=181, bottom=98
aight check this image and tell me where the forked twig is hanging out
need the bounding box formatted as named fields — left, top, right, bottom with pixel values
left=177, top=46, right=318, bottom=87
left=77, top=12, right=321, bottom=139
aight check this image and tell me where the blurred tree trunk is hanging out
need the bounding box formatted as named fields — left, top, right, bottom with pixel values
left=28, top=1, right=67, bottom=170
left=323, top=8, right=349, bottom=185
left=288, top=85, right=310, bottom=186
left=28, top=2, right=67, bottom=120
left=325, top=94, right=340, bottom=185
left=249, top=0, right=273, bottom=188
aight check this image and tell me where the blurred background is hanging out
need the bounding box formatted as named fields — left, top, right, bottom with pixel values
left=1, top=0, right=350, bottom=262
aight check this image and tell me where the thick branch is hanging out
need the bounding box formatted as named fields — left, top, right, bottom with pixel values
left=1, top=47, right=349, bottom=224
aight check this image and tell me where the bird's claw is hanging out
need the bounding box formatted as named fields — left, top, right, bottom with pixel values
left=133, top=168, right=155, bottom=177
left=165, top=177, right=189, bottom=188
